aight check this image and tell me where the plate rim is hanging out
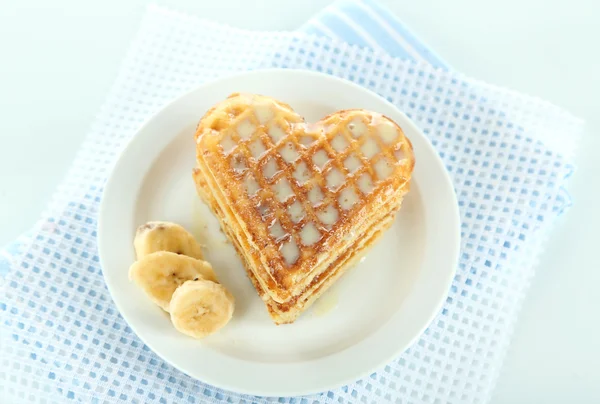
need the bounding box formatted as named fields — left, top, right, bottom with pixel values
left=98, top=68, right=460, bottom=397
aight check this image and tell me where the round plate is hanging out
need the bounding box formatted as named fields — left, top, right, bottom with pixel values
left=99, top=69, right=460, bottom=397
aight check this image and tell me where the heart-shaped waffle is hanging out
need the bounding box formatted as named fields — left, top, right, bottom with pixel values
left=193, top=93, right=415, bottom=324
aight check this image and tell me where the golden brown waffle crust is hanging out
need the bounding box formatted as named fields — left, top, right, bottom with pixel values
left=194, top=168, right=404, bottom=324
left=194, top=93, right=415, bottom=322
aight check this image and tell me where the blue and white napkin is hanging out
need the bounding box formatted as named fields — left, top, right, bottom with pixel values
left=0, top=1, right=581, bottom=403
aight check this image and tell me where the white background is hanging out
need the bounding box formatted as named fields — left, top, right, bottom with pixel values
left=1, top=0, right=598, bottom=402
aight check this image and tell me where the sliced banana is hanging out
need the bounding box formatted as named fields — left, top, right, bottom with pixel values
left=169, top=279, right=235, bottom=339
left=128, top=251, right=217, bottom=311
left=134, top=221, right=203, bottom=260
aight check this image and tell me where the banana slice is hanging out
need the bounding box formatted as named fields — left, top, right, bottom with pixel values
left=170, top=279, right=235, bottom=339
left=128, top=251, right=217, bottom=311
left=134, top=221, right=203, bottom=259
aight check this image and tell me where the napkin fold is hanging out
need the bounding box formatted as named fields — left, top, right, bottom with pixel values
left=0, top=1, right=581, bottom=403
left=302, top=0, right=450, bottom=68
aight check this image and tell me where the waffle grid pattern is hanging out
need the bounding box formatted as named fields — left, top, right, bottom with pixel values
left=204, top=103, right=410, bottom=272
left=0, top=7, right=581, bottom=404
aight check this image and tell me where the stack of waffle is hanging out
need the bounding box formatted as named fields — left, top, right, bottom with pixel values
left=193, top=93, right=415, bottom=324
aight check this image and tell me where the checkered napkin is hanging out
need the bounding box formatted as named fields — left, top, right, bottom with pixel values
left=0, top=1, right=582, bottom=403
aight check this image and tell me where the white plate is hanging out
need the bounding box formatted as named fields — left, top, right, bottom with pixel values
left=99, top=69, right=460, bottom=397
